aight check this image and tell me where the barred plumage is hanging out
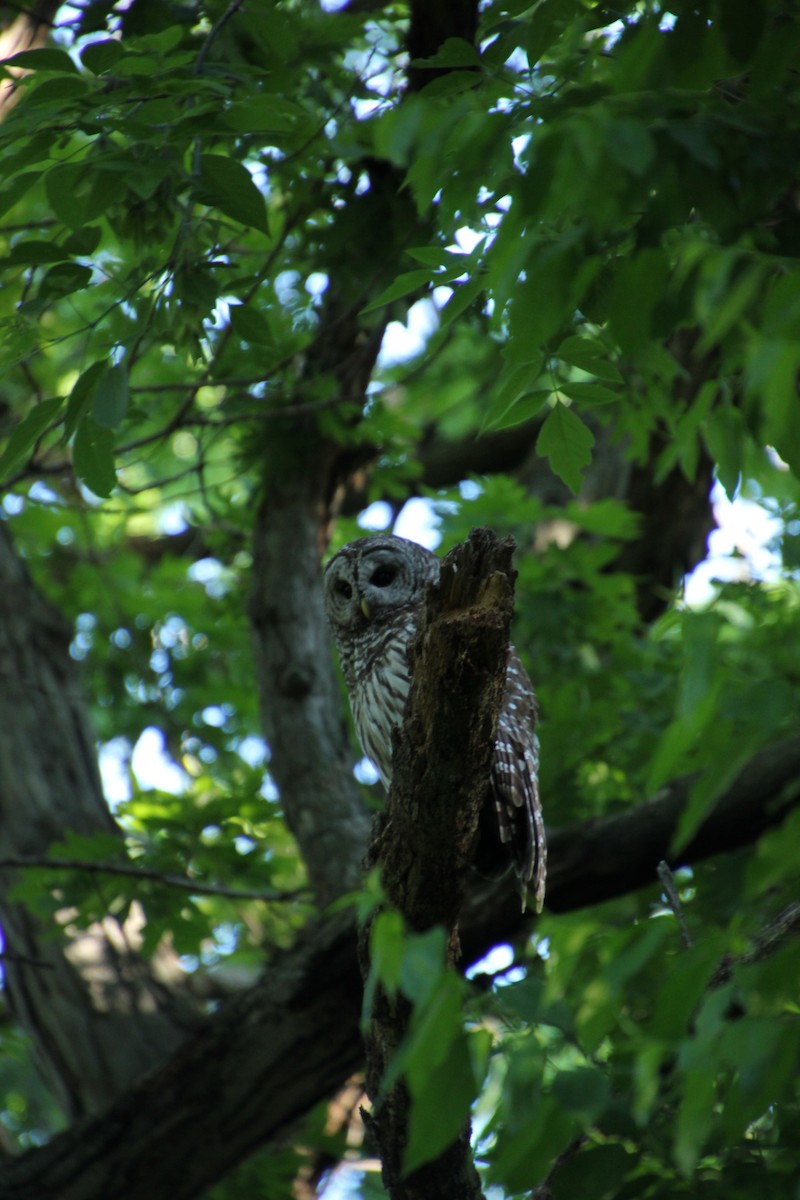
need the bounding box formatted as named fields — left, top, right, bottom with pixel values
left=324, top=534, right=545, bottom=912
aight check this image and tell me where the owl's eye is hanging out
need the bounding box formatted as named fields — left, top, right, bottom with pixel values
left=370, top=564, right=396, bottom=588
left=335, top=579, right=353, bottom=600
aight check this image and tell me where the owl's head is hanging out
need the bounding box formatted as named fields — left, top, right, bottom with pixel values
left=324, top=535, right=440, bottom=634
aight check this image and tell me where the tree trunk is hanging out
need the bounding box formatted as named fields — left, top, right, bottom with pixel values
left=249, top=433, right=372, bottom=904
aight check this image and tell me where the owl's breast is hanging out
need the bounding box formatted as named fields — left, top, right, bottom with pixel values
left=350, top=628, right=413, bottom=789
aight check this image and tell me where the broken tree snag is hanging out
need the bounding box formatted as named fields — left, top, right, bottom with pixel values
left=372, top=527, right=516, bottom=932
left=359, top=529, right=515, bottom=1200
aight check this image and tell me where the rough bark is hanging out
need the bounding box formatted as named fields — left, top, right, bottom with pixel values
left=248, top=160, right=428, bottom=906
left=1, top=731, right=796, bottom=1199
left=249, top=433, right=372, bottom=905
left=0, top=914, right=363, bottom=1200
left=360, top=530, right=516, bottom=1200
left=248, top=275, right=394, bottom=904
left=0, top=525, right=198, bottom=1117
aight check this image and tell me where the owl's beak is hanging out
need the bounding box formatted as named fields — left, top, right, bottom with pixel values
left=360, top=596, right=371, bottom=620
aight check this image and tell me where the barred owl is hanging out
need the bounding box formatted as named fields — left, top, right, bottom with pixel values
left=324, top=534, right=545, bottom=912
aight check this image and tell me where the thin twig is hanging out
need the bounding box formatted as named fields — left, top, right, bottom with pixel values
left=657, top=860, right=692, bottom=949
left=194, top=0, right=244, bottom=75
left=0, top=950, right=55, bottom=970
left=0, top=856, right=310, bottom=903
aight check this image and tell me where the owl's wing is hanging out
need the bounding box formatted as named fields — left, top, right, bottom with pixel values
left=490, top=648, right=546, bottom=913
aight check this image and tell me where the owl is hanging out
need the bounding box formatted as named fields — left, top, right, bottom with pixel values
left=324, top=534, right=545, bottom=912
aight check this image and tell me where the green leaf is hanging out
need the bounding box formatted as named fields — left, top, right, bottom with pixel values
left=563, top=497, right=640, bottom=539
left=0, top=396, right=63, bottom=480
left=65, top=362, right=107, bottom=440
left=38, top=262, right=93, bottom=300
left=491, top=1096, right=578, bottom=1193
left=436, top=276, right=485, bottom=329
left=134, top=25, right=186, bottom=54
left=509, top=251, right=570, bottom=347
left=79, top=39, right=126, bottom=74
left=197, top=155, right=267, bottom=232
left=536, top=403, right=595, bottom=493
left=364, top=910, right=405, bottom=1018
left=411, top=37, right=481, bottom=69
left=557, top=334, right=606, bottom=361
left=25, top=75, right=88, bottom=104
left=3, top=239, right=70, bottom=266
left=405, top=246, right=458, bottom=269
left=229, top=305, right=274, bottom=347
left=703, top=404, right=745, bottom=499
left=719, top=0, right=766, bottom=64
left=606, top=117, right=655, bottom=176
left=671, top=739, right=756, bottom=855
left=559, top=381, right=619, bottom=405
left=62, top=226, right=103, bottom=256
left=480, top=359, right=545, bottom=432
left=404, top=1031, right=479, bottom=1176
left=223, top=97, right=300, bottom=134
left=557, top=337, right=625, bottom=383
left=488, top=389, right=551, bottom=432
left=92, top=365, right=129, bottom=429
left=650, top=940, right=725, bottom=1040
left=404, top=973, right=463, bottom=1087
left=3, top=48, right=79, bottom=73
left=398, top=926, right=447, bottom=1007
left=44, top=163, right=113, bottom=228
left=0, top=171, right=40, bottom=219
left=73, top=416, right=116, bottom=498
left=360, top=270, right=433, bottom=314
left=675, top=1064, right=716, bottom=1175
left=608, top=248, right=671, bottom=354
left=551, top=1065, right=610, bottom=1123
left=552, top=1144, right=633, bottom=1200
left=50, top=829, right=127, bottom=863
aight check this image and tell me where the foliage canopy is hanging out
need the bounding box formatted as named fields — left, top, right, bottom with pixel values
left=0, top=0, right=798, bottom=1197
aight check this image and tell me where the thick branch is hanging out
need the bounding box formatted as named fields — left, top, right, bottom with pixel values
left=1, top=733, right=797, bottom=1199
left=0, top=914, right=363, bottom=1200
left=360, top=529, right=516, bottom=1200
left=546, top=733, right=800, bottom=912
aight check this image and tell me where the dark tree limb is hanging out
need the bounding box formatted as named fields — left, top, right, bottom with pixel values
left=546, top=732, right=800, bottom=912
left=0, top=914, right=364, bottom=1200
left=360, top=529, right=516, bottom=1200
left=0, top=732, right=797, bottom=1199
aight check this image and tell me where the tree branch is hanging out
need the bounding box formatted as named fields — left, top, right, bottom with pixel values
left=1, top=733, right=797, bottom=1198
left=0, top=857, right=309, bottom=904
